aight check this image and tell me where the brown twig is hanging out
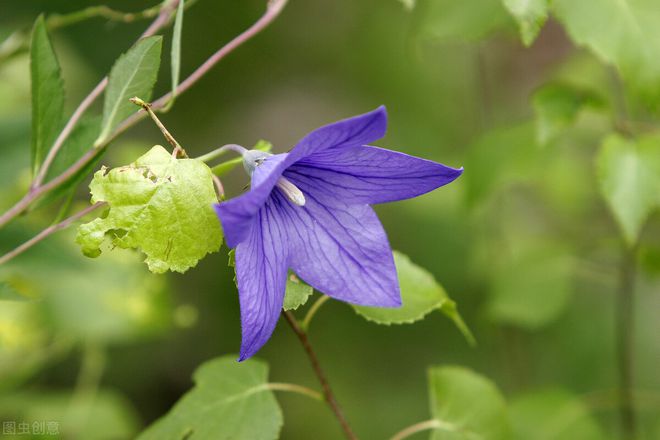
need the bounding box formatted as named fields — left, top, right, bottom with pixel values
left=129, top=97, right=185, bottom=156
left=0, top=0, right=288, bottom=229
left=282, top=311, right=358, bottom=440
left=0, top=202, right=106, bottom=266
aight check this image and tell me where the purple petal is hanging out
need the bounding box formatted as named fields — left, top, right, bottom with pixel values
left=272, top=188, right=401, bottom=307
left=215, top=154, right=290, bottom=248
left=234, top=205, right=289, bottom=361
left=216, top=107, right=388, bottom=248
left=286, top=106, right=388, bottom=163
left=288, top=145, right=463, bottom=205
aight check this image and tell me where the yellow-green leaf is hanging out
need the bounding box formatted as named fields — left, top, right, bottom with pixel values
left=76, top=145, right=222, bottom=273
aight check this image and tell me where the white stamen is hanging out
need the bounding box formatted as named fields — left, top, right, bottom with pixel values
left=276, top=176, right=306, bottom=206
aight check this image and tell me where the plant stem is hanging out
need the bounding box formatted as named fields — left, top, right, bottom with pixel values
left=66, top=341, right=106, bottom=437
left=152, top=0, right=288, bottom=108
left=265, top=382, right=324, bottom=401
left=390, top=420, right=443, bottom=440
left=282, top=311, right=357, bottom=440
left=0, top=0, right=288, bottom=229
left=302, top=294, right=330, bottom=331
left=130, top=97, right=186, bottom=156
left=0, top=202, right=106, bottom=266
left=616, top=243, right=638, bottom=440
left=195, top=144, right=247, bottom=163
left=31, top=0, right=182, bottom=190
left=0, top=1, right=201, bottom=65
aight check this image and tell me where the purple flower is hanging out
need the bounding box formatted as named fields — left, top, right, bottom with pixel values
left=215, top=107, right=462, bottom=360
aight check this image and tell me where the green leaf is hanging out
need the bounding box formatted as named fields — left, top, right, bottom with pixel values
left=212, top=140, right=273, bottom=177
left=283, top=273, right=313, bottom=311
left=510, top=389, right=606, bottom=440
left=30, top=15, right=65, bottom=176
left=96, top=36, right=162, bottom=146
left=171, top=0, right=184, bottom=98
left=353, top=251, right=474, bottom=344
left=533, top=83, right=605, bottom=145
left=32, top=116, right=103, bottom=210
left=0, top=390, right=140, bottom=440
left=553, top=0, right=660, bottom=103
left=596, top=133, right=660, bottom=245
left=137, top=356, right=282, bottom=440
left=487, top=244, right=574, bottom=329
left=419, top=0, right=512, bottom=42
left=502, top=0, right=549, bottom=46
left=427, top=366, right=511, bottom=440
left=76, top=145, right=222, bottom=273
left=228, top=248, right=314, bottom=311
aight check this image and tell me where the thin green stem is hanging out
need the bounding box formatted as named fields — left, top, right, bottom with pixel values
left=65, top=341, right=106, bottom=436
left=130, top=97, right=185, bottom=156
left=390, top=420, right=444, bottom=440
left=195, top=144, right=247, bottom=163
left=302, top=294, right=331, bottom=331
left=265, top=382, right=324, bottom=401
left=47, top=4, right=160, bottom=29
left=616, top=242, right=638, bottom=440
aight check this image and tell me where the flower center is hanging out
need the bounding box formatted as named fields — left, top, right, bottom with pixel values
left=241, top=149, right=306, bottom=207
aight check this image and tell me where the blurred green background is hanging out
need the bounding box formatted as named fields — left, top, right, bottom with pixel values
left=0, top=0, right=659, bottom=438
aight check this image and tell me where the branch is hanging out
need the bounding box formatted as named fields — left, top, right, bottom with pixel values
left=0, top=1, right=203, bottom=64
left=31, top=0, right=182, bottom=190
left=282, top=311, right=358, bottom=440
left=0, top=202, right=106, bottom=266
left=0, top=0, right=288, bottom=229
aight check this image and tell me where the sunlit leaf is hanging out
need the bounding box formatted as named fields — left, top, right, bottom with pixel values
left=30, top=15, right=64, bottom=176
left=96, top=36, right=162, bottom=146
left=510, top=389, right=606, bottom=440
left=502, top=0, right=549, bottom=46
left=76, top=145, right=222, bottom=273
left=553, top=0, right=660, bottom=103
left=354, top=251, right=474, bottom=344
left=596, top=133, right=660, bottom=245
left=427, top=366, right=511, bottom=440
left=138, top=356, right=282, bottom=440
